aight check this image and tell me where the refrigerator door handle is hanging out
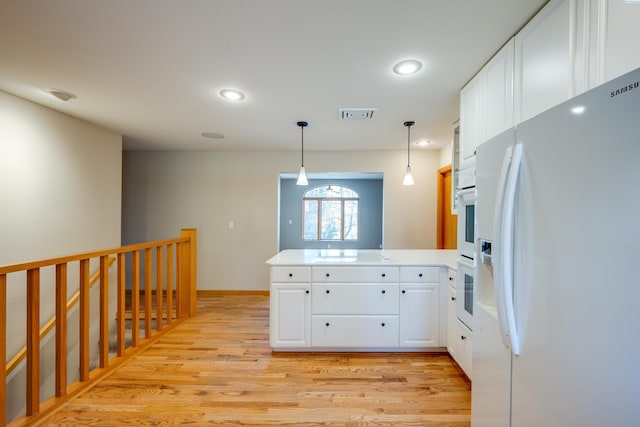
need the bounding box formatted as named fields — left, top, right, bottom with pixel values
left=492, top=146, right=513, bottom=349
left=501, top=143, right=523, bottom=356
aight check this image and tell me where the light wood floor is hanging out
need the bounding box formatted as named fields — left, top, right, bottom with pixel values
left=38, top=293, right=471, bottom=426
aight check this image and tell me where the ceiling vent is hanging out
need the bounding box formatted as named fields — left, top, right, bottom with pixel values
left=339, top=108, right=377, bottom=120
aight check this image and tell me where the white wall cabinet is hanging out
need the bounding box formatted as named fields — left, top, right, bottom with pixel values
left=514, top=0, right=581, bottom=123
left=459, top=38, right=515, bottom=169
left=459, top=0, right=640, bottom=166
left=594, top=0, right=640, bottom=85
left=484, top=39, right=515, bottom=142
left=459, top=72, right=484, bottom=168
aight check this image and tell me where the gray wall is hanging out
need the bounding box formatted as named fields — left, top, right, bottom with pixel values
left=279, top=178, right=383, bottom=250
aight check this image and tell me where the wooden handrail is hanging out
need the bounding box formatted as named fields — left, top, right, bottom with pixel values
left=5, top=256, right=116, bottom=375
left=2, top=228, right=197, bottom=426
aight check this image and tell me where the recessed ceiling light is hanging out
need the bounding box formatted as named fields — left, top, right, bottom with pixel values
left=393, top=59, right=423, bottom=75
left=414, top=139, right=432, bottom=147
left=46, top=88, right=76, bottom=102
left=219, top=89, right=245, bottom=101
left=201, top=132, right=224, bottom=139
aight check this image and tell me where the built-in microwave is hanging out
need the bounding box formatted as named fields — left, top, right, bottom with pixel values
left=457, top=256, right=475, bottom=331
left=457, top=188, right=476, bottom=260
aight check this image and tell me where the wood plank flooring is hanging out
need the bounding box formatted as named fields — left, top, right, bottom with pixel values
left=37, top=292, right=471, bottom=426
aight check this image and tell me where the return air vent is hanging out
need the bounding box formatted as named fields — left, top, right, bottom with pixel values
left=339, top=108, right=377, bottom=120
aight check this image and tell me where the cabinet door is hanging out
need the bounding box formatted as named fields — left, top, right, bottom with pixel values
left=457, top=319, right=473, bottom=378
left=399, top=283, right=440, bottom=347
left=459, top=73, right=484, bottom=167
left=601, top=0, right=640, bottom=83
left=270, top=283, right=310, bottom=348
left=446, top=285, right=458, bottom=357
left=514, top=0, right=579, bottom=123
left=484, top=38, right=515, bottom=141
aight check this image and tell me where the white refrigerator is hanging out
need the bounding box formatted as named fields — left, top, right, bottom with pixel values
left=472, top=67, right=640, bottom=426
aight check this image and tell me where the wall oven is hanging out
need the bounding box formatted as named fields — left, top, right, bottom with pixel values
left=457, top=188, right=476, bottom=260
left=456, top=256, right=474, bottom=330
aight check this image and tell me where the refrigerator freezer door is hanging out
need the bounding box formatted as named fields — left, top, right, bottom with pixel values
left=510, top=68, right=640, bottom=426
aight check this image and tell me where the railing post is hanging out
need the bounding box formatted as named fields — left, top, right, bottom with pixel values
left=0, top=274, right=6, bottom=424
left=79, top=259, right=90, bottom=382
left=26, top=268, right=40, bottom=416
left=117, top=252, right=126, bottom=357
left=99, top=256, right=109, bottom=368
left=179, top=228, right=197, bottom=317
left=55, top=264, right=67, bottom=397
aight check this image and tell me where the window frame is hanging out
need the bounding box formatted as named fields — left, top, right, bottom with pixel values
left=302, top=185, right=359, bottom=241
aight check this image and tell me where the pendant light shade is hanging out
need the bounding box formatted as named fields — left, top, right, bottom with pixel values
left=403, top=121, right=415, bottom=186
left=296, top=121, right=309, bottom=186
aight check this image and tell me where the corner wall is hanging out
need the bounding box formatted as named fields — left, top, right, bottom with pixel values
left=0, top=90, right=122, bottom=422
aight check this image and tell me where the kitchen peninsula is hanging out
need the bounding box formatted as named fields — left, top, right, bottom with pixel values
left=266, top=249, right=457, bottom=351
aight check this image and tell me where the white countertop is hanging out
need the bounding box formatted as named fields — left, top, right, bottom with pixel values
left=266, top=249, right=458, bottom=269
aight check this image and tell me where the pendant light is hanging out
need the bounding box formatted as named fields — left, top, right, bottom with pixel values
left=296, top=121, right=309, bottom=186
left=403, top=121, right=415, bottom=186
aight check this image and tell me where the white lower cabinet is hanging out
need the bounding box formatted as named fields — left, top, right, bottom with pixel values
left=399, top=283, right=439, bottom=347
left=270, top=264, right=448, bottom=351
left=312, top=315, right=399, bottom=347
left=445, top=269, right=472, bottom=378
left=455, top=319, right=473, bottom=378
left=446, top=284, right=458, bottom=358
left=270, top=283, right=311, bottom=348
left=269, top=266, right=312, bottom=348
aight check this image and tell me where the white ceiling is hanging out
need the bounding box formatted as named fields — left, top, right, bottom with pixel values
left=0, top=0, right=546, bottom=152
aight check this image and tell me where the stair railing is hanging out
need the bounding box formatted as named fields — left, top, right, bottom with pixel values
left=1, top=228, right=197, bottom=426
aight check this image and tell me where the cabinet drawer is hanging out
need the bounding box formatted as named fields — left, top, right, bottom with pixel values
left=448, top=269, right=456, bottom=288
left=311, top=315, right=399, bottom=347
left=271, top=266, right=311, bottom=283
left=399, top=266, right=440, bottom=282
left=312, top=283, right=399, bottom=315
left=312, top=266, right=399, bottom=283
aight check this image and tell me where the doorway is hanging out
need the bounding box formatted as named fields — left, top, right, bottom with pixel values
left=437, top=165, right=457, bottom=249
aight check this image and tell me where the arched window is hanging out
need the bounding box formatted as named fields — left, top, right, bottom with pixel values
left=303, top=185, right=359, bottom=241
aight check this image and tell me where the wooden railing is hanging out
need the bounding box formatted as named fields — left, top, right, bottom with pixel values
left=1, top=228, right=197, bottom=426
left=5, top=256, right=116, bottom=377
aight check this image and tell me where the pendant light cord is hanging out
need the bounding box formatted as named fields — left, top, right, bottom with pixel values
left=404, top=121, right=414, bottom=167
left=301, top=124, right=304, bottom=167
left=407, top=124, right=411, bottom=167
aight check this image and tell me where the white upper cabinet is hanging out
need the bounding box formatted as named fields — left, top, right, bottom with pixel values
left=459, top=38, right=515, bottom=167
left=597, top=0, right=640, bottom=84
left=484, top=39, right=515, bottom=142
left=462, top=0, right=640, bottom=144
left=514, top=0, right=579, bottom=123
left=459, top=72, right=484, bottom=168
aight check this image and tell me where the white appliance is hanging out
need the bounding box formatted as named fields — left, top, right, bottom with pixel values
left=457, top=188, right=476, bottom=260
left=456, top=256, right=474, bottom=330
left=472, top=67, right=640, bottom=426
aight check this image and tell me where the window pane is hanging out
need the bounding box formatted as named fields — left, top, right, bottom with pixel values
left=320, top=200, right=341, bottom=240
left=304, top=185, right=358, bottom=198
left=303, top=200, right=318, bottom=240
left=344, top=200, right=358, bottom=240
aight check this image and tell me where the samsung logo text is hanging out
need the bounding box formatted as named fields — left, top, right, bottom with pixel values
left=610, top=81, right=639, bottom=97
